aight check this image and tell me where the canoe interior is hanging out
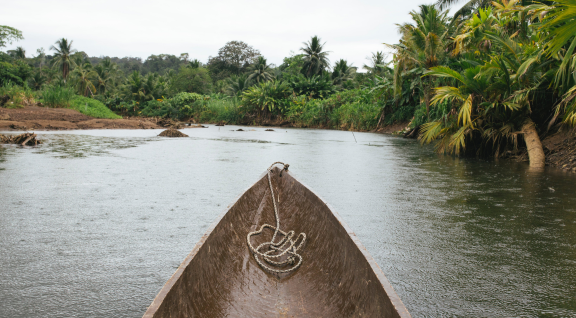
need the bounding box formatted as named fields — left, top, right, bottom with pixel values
left=143, top=167, right=411, bottom=317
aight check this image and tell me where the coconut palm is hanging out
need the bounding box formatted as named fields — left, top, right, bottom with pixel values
left=226, top=74, right=250, bottom=97
left=300, top=36, right=330, bottom=77
left=246, top=56, right=274, bottom=84
left=29, top=71, right=47, bottom=90
left=123, top=71, right=147, bottom=105
left=72, top=62, right=96, bottom=96
left=331, top=59, right=356, bottom=88
left=386, top=4, right=451, bottom=117
left=436, top=0, right=493, bottom=19
left=363, top=52, right=387, bottom=78
left=50, top=38, right=77, bottom=82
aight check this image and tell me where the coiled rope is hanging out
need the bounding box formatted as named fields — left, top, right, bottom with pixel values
left=246, top=162, right=306, bottom=273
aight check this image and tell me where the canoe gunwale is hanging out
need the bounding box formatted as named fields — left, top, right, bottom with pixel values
left=142, top=168, right=411, bottom=318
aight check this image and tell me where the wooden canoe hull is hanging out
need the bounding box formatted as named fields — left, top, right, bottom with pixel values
left=143, top=167, right=411, bottom=317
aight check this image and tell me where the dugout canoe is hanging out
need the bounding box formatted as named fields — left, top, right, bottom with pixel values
left=143, top=165, right=411, bottom=318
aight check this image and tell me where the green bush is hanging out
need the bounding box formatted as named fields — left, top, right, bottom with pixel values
left=197, top=97, right=241, bottom=123
left=69, top=95, right=122, bottom=119
left=41, top=85, right=75, bottom=108
left=140, top=92, right=203, bottom=119
left=0, top=60, right=32, bottom=86
left=0, top=83, right=34, bottom=108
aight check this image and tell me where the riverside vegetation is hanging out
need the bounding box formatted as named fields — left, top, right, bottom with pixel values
left=1, top=0, right=576, bottom=168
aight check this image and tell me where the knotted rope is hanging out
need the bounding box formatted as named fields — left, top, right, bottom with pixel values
left=246, top=162, right=306, bottom=273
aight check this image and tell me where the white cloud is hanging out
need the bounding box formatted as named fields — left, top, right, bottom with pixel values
left=3, top=0, right=462, bottom=68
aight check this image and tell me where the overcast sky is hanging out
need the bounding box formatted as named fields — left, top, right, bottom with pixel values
left=2, top=0, right=463, bottom=69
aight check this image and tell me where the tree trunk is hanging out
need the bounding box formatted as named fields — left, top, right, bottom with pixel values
left=522, top=119, right=545, bottom=168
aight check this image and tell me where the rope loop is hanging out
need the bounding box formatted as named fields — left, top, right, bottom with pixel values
left=246, top=162, right=306, bottom=274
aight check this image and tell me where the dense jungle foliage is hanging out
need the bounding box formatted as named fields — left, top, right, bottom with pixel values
left=2, top=0, right=576, bottom=164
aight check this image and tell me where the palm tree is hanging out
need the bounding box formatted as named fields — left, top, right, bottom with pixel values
left=386, top=5, right=451, bottom=117
left=72, top=62, right=96, bottom=96
left=536, top=0, right=576, bottom=127
left=331, top=59, right=356, bottom=88
left=246, top=56, right=274, bottom=84
left=300, top=36, right=330, bottom=78
left=363, top=52, right=386, bottom=78
left=50, top=38, right=77, bottom=82
left=123, top=71, right=148, bottom=109
left=435, top=0, right=492, bottom=19
left=226, top=74, right=250, bottom=96
left=29, top=71, right=47, bottom=90
left=8, top=46, right=26, bottom=59
left=93, top=58, right=121, bottom=95
left=188, top=59, right=202, bottom=68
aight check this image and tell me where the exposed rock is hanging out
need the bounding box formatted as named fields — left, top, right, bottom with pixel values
left=158, top=128, right=188, bottom=137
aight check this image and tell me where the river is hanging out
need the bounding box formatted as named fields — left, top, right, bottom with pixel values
left=1, top=126, right=575, bottom=317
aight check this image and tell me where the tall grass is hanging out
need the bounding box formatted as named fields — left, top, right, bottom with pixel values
left=196, top=98, right=241, bottom=123
left=0, top=83, right=35, bottom=108
left=41, top=85, right=75, bottom=108
left=69, top=96, right=122, bottom=119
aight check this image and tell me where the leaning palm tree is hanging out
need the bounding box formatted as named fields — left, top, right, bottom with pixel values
left=50, top=38, right=77, bottom=82
left=331, top=59, right=356, bottom=88
left=246, top=56, right=274, bottom=84
left=300, top=36, right=330, bottom=78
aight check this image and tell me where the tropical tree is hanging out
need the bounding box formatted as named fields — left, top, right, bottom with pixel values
left=535, top=0, right=576, bottom=128
left=386, top=4, right=452, bottom=117
left=436, top=0, right=492, bottom=19
left=170, top=66, right=212, bottom=94
left=72, top=62, right=96, bottom=96
left=300, top=36, right=330, bottom=77
left=188, top=59, right=202, bottom=69
left=29, top=70, right=47, bottom=90
left=8, top=47, right=26, bottom=59
left=241, top=80, right=291, bottom=117
left=226, top=74, right=250, bottom=97
left=0, top=25, right=23, bottom=49
left=247, top=56, right=274, bottom=84
left=332, top=59, right=356, bottom=88
left=363, top=52, right=386, bottom=78
left=50, top=38, right=77, bottom=82
left=123, top=71, right=147, bottom=106
left=207, top=41, right=261, bottom=80
left=420, top=4, right=553, bottom=167
left=289, top=73, right=335, bottom=98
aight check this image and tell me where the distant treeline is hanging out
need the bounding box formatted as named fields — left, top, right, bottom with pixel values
left=2, top=0, right=576, bottom=168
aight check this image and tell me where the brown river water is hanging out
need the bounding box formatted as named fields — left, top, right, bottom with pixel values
left=1, top=126, right=575, bottom=317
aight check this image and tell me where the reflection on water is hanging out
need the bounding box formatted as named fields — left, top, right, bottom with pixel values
left=0, top=126, right=575, bottom=317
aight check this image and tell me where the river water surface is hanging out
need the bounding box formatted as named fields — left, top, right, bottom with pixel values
left=1, top=127, right=575, bottom=317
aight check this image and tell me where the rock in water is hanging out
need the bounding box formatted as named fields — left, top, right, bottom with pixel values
left=158, top=128, right=189, bottom=137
